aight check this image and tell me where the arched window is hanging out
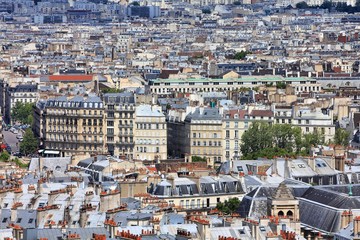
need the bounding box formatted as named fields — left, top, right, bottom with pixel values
left=286, top=210, right=293, bottom=219
left=278, top=211, right=284, bottom=217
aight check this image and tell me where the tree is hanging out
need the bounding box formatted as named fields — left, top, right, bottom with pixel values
left=234, top=51, right=250, bottom=60
left=102, top=88, right=124, bottom=94
left=19, top=129, right=39, bottom=156
left=216, top=198, right=241, bottom=214
left=301, top=131, right=325, bottom=151
left=320, top=0, right=332, bottom=10
left=11, top=102, right=34, bottom=125
left=240, top=122, right=273, bottom=158
left=334, top=128, right=350, bottom=146
left=0, top=151, right=10, bottom=162
left=240, top=122, right=323, bottom=159
left=296, top=1, right=309, bottom=8
left=276, top=82, right=287, bottom=89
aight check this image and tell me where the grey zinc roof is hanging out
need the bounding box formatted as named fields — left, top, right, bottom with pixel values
left=26, top=227, right=110, bottom=240
left=300, top=187, right=360, bottom=209
left=299, top=200, right=341, bottom=233
left=0, top=209, right=11, bottom=228
left=15, top=209, right=37, bottom=229
left=103, top=92, right=135, bottom=104
left=290, top=159, right=317, bottom=177
left=135, top=105, right=164, bottom=117
left=185, top=108, right=222, bottom=122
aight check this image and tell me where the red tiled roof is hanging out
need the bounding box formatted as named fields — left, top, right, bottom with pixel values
left=147, top=166, right=157, bottom=172
left=227, top=109, right=248, bottom=119
left=250, top=110, right=273, bottom=117
left=48, top=75, right=93, bottom=82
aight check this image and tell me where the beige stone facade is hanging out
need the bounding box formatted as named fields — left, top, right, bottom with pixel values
left=36, top=96, right=106, bottom=157
left=184, top=107, right=223, bottom=166
left=134, top=105, right=167, bottom=161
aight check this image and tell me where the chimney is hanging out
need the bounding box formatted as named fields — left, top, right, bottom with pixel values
left=199, top=106, right=204, bottom=115
left=354, top=216, right=360, bottom=238
left=307, top=157, right=316, bottom=171
left=219, top=106, right=223, bottom=116
left=341, top=211, right=351, bottom=228
left=79, top=208, right=88, bottom=228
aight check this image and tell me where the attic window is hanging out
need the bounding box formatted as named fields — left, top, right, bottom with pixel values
left=234, top=114, right=239, bottom=119
left=16, top=218, right=22, bottom=223
left=260, top=226, right=266, bottom=231
left=28, top=218, right=33, bottom=224
left=2, top=218, right=7, bottom=223
left=298, top=164, right=306, bottom=168
left=237, top=166, right=243, bottom=172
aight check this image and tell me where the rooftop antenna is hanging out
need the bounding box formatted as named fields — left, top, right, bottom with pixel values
left=349, top=183, right=353, bottom=197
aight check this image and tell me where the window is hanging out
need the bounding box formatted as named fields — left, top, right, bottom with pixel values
left=107, top=128, right=114, bottom=135
left=16, top=218, right=22, bottom=223
left=213, top=133, right=218, bottom=138
left=203, top=141, right=207, bottom=146
left=235, top=122, right=238, bottom=128
left=306, top=127, right=309, bottom=132
left=226, top=122, right=230, bottom=128
left=193, top=133, right=196, bottom=138
left=2, top=218, right=7, bottom=223
left=235, top=140, right=239, bottom=150
left=28, top=218, right=34, bottom=224
left=198, top=141, right=201, bottom=146
left=226, top=130, right=230, bottom=138
left=235, top=130, right=238, bottom=138
left=226, top=140, right=230, bottom=150
left=193, top=141, right=196, bottom=146
left=107, top=121, right=114, bottom=126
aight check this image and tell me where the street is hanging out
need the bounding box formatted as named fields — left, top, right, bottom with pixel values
left=3, top=130, right=19, bottom=153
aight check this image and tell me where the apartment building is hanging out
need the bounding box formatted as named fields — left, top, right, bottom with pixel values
left=134, top=105, right=167, bottom=161
left=184, top=107, right=223, bottom=166
left=223, top=109, right=248, bottom=161
left=293, top=106, right=335, bottom=142
left=103, top=92, right=135, bottom=159
left=222, top=108, right=274, bottom=161
left=147, top=175, right=245, bottom=209
left=34, top=96, right=105, bottom=157
left=148, top=76, right=321, bottom=95
left=4, top=84, right=38, bottom=124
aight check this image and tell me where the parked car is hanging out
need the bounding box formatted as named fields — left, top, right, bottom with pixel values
left=12, top=152, right=22, bottom=158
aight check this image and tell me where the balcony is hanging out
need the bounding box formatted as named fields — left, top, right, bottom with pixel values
left=118, top=132, right=133, bottom=137
left=116, top=141, right=134, bottom=146
left=118, top=124, right=133, bottom=128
